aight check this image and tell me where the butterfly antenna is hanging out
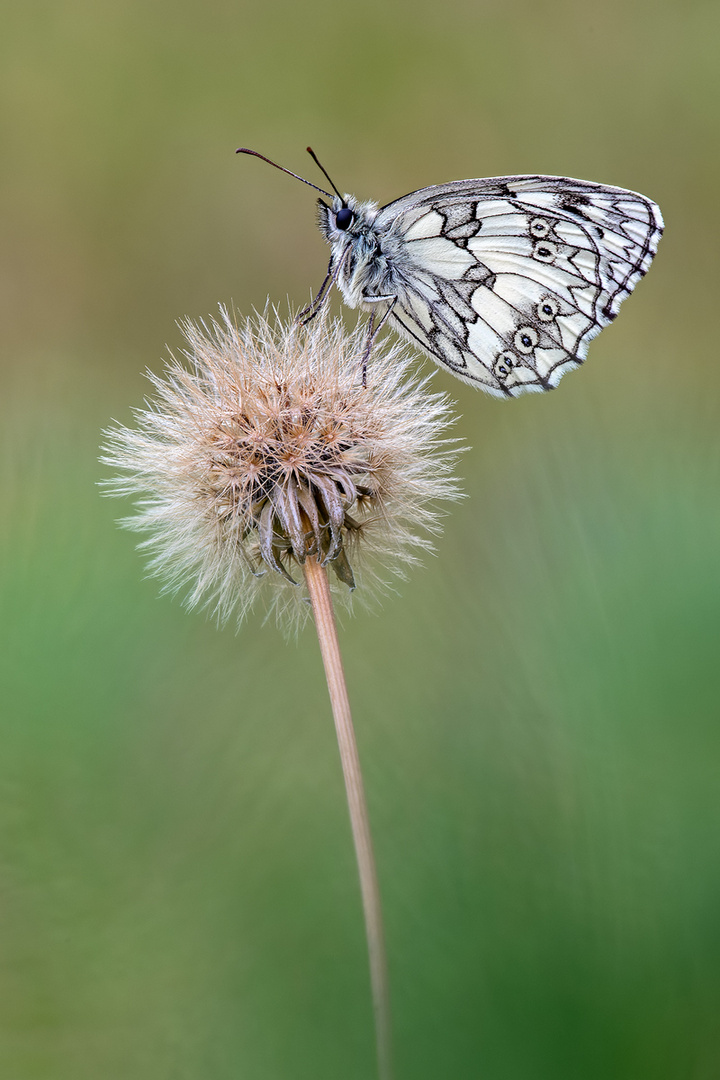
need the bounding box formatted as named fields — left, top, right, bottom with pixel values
left=306, top=147, right=345, bottom=204
left=235, top=148, right=333, bottom=199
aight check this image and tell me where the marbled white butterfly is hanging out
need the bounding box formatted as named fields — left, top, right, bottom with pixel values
left=237, top=148, right=663, bottom=398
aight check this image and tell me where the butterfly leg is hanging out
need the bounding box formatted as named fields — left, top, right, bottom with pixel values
left=298, top=258, right=336, bottom=324
left=360, top=296, right=397, bottom=385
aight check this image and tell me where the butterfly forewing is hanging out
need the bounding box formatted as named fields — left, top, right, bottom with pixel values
left=373, top=175, right=663, bottom=396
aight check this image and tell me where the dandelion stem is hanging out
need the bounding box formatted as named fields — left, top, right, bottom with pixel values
left=303, top=554, right=393, bottom=1080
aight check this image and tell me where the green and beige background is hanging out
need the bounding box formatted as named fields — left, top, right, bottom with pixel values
left=2, top=0, right=719, bottom=1076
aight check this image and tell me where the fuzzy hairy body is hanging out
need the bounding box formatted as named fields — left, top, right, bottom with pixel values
left=318, top=196, right=399, bottom=312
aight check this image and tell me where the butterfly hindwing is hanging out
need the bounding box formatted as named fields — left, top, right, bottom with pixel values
left=372, top=176, right=663, bottom=396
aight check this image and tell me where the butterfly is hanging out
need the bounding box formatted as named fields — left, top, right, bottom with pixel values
left=237, top=148, right=663, bottom=397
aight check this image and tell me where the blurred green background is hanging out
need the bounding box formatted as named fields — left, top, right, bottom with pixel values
left=2, top=0, right=719, bottom=1076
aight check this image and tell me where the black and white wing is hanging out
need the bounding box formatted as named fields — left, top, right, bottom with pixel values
left=374, top=176, right=663, bottom=397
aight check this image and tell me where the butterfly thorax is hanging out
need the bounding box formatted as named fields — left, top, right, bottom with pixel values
left=317, top=195, right=403, bottom=311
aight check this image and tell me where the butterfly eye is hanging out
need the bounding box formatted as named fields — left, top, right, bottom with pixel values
left=514, top=327, right=539, bottom=354
left=536, top=296, right=560, bottom=322
left=529, top=217, right=551, bottom=239
left=335, top=207, right=354, bottom=230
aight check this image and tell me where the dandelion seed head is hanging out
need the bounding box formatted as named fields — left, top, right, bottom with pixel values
left=102, top=307, right=462, bottom=631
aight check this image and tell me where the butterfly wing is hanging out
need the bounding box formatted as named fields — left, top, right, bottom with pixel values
left=372, top=176, right=663, bottom=397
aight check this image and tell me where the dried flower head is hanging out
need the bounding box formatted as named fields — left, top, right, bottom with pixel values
left=102, top=306, right=462, bottom=630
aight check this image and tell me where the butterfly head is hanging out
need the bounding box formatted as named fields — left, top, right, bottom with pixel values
left=317, top=195, right=378, bottom=244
